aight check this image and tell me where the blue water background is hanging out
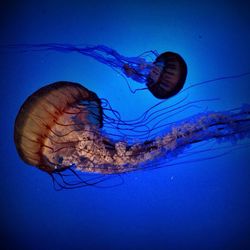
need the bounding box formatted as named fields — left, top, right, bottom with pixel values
left=1, top=1, right=250, bottom=249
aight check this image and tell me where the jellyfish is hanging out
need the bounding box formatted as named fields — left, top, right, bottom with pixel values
left=2, top=43, right=187, bottom=99
left=14, top=81, right=250, bottom=189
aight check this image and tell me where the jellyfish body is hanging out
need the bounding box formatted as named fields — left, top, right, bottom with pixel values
left=2, top=44, right=187, bottom=99
left=146, top=52, right=187, bottom=99
left=14, top=81, right=250, bottom=181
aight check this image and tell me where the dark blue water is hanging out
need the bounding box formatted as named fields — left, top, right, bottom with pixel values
left=1, top=1, right=250, bottom=249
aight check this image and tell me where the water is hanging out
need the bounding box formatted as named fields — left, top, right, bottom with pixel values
left=0, top=1, right=250, bottom=249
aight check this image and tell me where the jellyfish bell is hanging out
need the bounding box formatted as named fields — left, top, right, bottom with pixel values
left=146, top=52, right=188, bottom=99
left=14, top=81, right=103, bottom=174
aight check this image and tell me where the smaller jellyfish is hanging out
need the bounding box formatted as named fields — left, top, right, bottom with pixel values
left=122, top=51, right=187, bottom=99
left=14, top=81, right=250, bottom=189
left=2, top=44, right=187, bottom=99
left=146, top=51, right=187, bottom=99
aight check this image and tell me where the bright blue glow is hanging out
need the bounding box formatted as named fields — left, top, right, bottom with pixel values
left=1, top=1, right=250, bottom=250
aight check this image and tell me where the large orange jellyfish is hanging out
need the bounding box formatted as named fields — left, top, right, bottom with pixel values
left=14, top=81, right=250, bottom=189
